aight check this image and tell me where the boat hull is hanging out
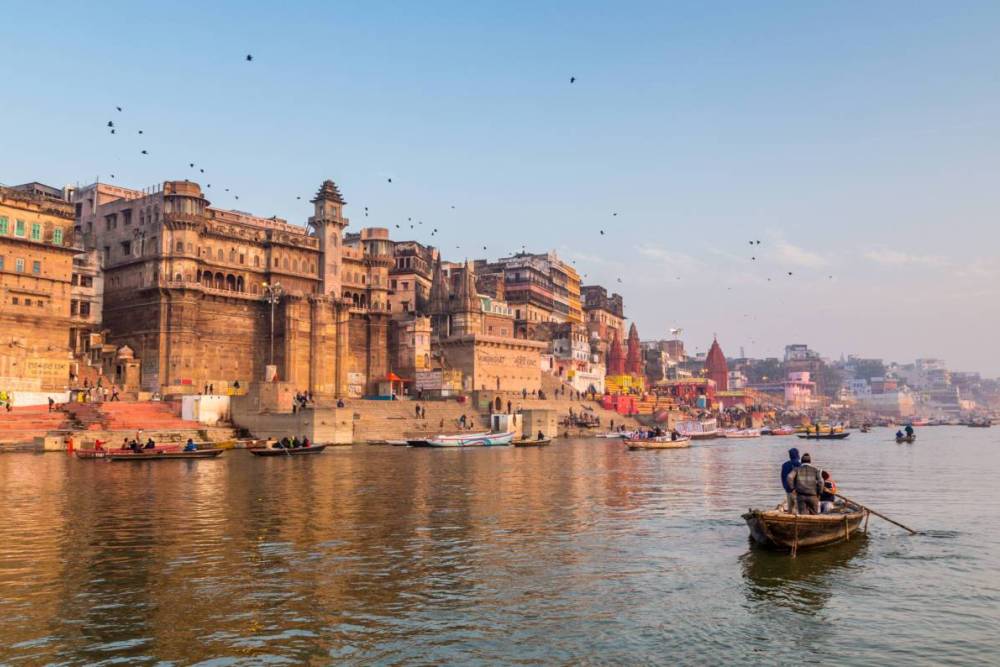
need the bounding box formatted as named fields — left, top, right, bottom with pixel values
left=513, top=438, right=551, bottom=447
left=722, top=429, right=761, bottom=439
left=895, top=436, right=916, bottom=443
left=426, top=432, right=515, bottom=447
left=625, top=436, right=691, bottom=450
left=248, top=445, right=327, bottom=456
left=108, top=449, right=224, bottom=461
left=797, top=432, right=850, bottom=440
left=743, top=507, right=866, bottom=552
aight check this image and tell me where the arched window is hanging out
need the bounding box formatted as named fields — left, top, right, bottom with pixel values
left=283, top=257, right=289, bottom=269
left=230, top=249, right=236, bottom=262
left=214, top=273, right=224, bottom=289
left=253, top=256, right=260, bottom=267
left=272, top=257, right=278, bottom=268
left=226, top=275, right=236, bottom=290
left=176, top=241, right=184, bottom=253
left=293, top=259, right=299, bottom=272
left=217, top=249, right=224, bottom=261
left=251, top=283, right=258, bottom=295
left=175, top=273, right=182, bottom=281
left=202, top=272, right=212, bottom=287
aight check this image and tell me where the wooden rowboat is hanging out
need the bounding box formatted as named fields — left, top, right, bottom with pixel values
left=625, top=436, right=691, bottom=450
left=743, top=502, right=868, bottom=555
left=248, top=444, right=327, bottom=456
left=796, top=432, right=850, bottom=440
left=895, top=435, right=916, bottom=443
left=108, top=449, right=224, bottom=461
left=513, top=438, right=551, bottom=447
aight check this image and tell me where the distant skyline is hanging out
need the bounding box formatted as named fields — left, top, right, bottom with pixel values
left=3, top=2, right=998, bottom=375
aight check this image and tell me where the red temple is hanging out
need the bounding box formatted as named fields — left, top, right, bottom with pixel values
left=625, top=323, right=642, bottom=376
left=705, top=337, right=729, bottom=391
left=608, top=331, right=626, bottom=375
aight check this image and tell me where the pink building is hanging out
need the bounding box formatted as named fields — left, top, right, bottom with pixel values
left=784, top=371, right=816, bottom=410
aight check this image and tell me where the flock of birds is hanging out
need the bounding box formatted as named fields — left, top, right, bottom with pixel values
left=100, top=54, right=831, bottom=343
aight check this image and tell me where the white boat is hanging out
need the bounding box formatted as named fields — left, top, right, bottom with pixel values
left=595, top=431, right=629, bottom=439
left=675, top=418, right=719, bottom=439
left=426, top=431, right=515, bottom=447
left=721, top=428, right=762, bottom=439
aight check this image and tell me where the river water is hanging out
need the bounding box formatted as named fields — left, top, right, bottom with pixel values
left=1, top=428, right=997, bottom=665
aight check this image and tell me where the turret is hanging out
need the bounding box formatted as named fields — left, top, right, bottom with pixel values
left=308, top=180, right=348, bottom=296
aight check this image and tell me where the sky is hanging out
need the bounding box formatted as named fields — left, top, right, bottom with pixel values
left=3, top=1, right=999, bottom=375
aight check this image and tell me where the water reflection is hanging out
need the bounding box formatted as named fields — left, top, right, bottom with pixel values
left=0, top=430, right=998, bottom=664
left=740, top=538, right=869, bottom=615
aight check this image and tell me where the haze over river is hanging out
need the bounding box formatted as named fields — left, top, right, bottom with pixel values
left=1, top=429, right=997, bottom=665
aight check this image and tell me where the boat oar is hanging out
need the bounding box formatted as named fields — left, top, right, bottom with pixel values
left=836, top=494, right=918, bottom=535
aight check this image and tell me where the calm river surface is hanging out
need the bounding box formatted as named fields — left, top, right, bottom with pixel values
left=1, top=428, right=998, bottom=665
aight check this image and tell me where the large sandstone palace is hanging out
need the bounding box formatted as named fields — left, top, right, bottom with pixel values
left=73, top=179, right=389, bottom=398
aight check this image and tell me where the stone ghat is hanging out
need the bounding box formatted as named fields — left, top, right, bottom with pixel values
left=0, top=405, right=72, bottom=446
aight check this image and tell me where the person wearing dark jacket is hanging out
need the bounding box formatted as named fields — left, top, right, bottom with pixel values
left=787, top=452, right=823, bottom=514
left=781, top=448, right=801, bottom=513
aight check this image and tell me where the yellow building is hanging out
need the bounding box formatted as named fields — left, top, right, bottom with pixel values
left=0, top=186, right=78, bottom=393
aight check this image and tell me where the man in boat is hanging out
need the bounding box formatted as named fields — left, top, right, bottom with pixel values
left=781, top=448, right=801, bottom=513
left=895, top=429, right=905, bottom=440
left=820, top=470, right=837, bottom=513
left=184, top=439, right=198, bottom=452
left=786, top=453, right=823, bottom=515
left=144, top=438, right=156, bottom=450
left=904, top=423, right=914, bottom=438
left=301, top=436, right=311, bottom=448
left=537, top=430, right=545, bottom=440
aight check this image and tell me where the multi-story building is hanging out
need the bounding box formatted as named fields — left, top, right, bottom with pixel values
left=72, top=178, right=390, bottom=398
left=581, top=284, right=625, bottom=366
left=429, top=258, right=544, bottom=392
left=388, top=240, right=436, bottom=318
left=0, top=185, right=79, bottom=394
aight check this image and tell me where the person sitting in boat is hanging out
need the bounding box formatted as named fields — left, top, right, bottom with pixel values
left=904, top=424, right=914, bottom=438
left=291, top=436, right=301, bottom=448
left=144, top=438, right=156, bottom=449
left=820, top=470, right=838, bottom=513
left=671, top=429, right=679, bottom=441
left=786, top=453, right=823, bottom=515
left=781, top=448, right=801, bottom=513
left=184, top=439, right=198, bottom=452
left=301, top=436, right=311, bottom=448
left=896, top=429, right=905, bottom=440
left=130, top=439, right=142, bottom=452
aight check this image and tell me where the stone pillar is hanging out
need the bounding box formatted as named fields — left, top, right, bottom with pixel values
left=334, top=302, right=350, bottom=397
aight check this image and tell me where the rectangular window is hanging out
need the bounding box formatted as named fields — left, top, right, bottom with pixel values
left=391, top=279, right=397, bottom=289
left=37, top=300, right=44, bottom=308
left=0, top=256, right=3, bottom=270
left=15, top=219, right=26, bottom=237
left=31, top=223, right=41, bottom=241
left=80, top=302, right=91, bottom=317
left=12, top=297, right=18, bottom=305
left=0, top=217, right=7, bottom=234
left=15, top=258, right=25, bottom=272
left=121, top=241, right=132, bottom=256
left=71, top=300, right=79, bottom=316
left=82, top=276, right=93, bottom=287
left=24, top=298, right=31, bottom=307
left=402, top=281, right=409, bottom=289
left=53, top=228, right=63, bottom=245
left=32, top=261, right=41, bottom=275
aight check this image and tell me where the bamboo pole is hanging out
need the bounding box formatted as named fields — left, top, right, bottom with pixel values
left=836, top=494, right=918, bottom=535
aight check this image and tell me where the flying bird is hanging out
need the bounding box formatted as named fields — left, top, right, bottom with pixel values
left=570, top=76, right=576, bottom=83
left=189, top=163, right=195, bottom=168
left=617, top=278, right=622, bottom=283
left=199, top=168, right=204, bottom=173
left=141, top=150, right=148, bottom=155
left=600, top=230, right=605, bottom=235
left=107, top=121, right=113, bottom=127
left=110, top=129, right=115, bottom=134
left=612, top=212, right=618, bottom=216
left=387, top=178, right=392, bottom=183
left=138, top=130, right=143, bottom=134
left=787, top=271, right=793, bottom=276
left=116, top=106, right=122, bottom=112
left=246, top=54, right=253, bottom=61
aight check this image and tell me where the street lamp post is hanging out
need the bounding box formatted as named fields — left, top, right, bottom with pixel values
left=262, top=282, right=283, bottom=367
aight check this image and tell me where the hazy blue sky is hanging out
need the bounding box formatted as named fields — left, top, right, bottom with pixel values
left=3, top=1, right=999, bottom=374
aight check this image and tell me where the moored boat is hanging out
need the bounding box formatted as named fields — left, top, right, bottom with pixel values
left=625, top=436, right=691, bottom=450
left=426, top=431, right=515, bottom=447
left=79, top=445, right=181, bottom=459
left=107, top=448, right=224, bottom=461
left=895, top=434, right=916, bottom=444
left=248, top=444, right=327, bottom=456
left=595, top=432, right=629, bottom=439
left=797, top=432, right=850, bottom=440
left=768, top=426, right=797, bottom=436
left=406, top=439, right=431, bottom=447
left=743, top=501, right=868, bottom=554
left=675, top=418, right=718, bottom=440
left=722, top=428, right=761, bottom=439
